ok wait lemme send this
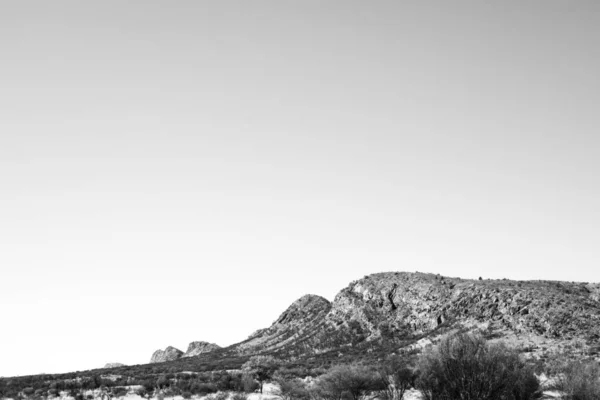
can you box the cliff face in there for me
[234,272,600,358]
[234,294,332,354]
[330,272,600,341]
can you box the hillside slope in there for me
[224,272,600,359]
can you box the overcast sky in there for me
[1,1,599,377]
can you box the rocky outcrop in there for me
[235,294,331,354]
[182,341,221,357]
[103,363,125,368]
[231,272,600,359]
[330,272,600,342]
[145,272,600,365]
[150,346,184,363]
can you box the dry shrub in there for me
[415,332,540,400]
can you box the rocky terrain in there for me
[2,271,599,393]
[223,272,600,360]
[150,342,221,363]
[182,342,221,358]
[150,346,184,363]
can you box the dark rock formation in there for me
[150,346,184,363]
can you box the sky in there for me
[0,1,599,377]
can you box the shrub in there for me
[241,375,259,393]
[182,392,192,399]
[272,374,310,400]
[553,360,600,400]
[377,355,416,400]
[206,391,228,400]
[415,332,539,400]
[111,387,128,397]
[313,364,385,400]
[231,393,248,400]
[191,382,218,395]
[242,355,281,394]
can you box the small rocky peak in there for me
[103,363,125,369]
[182,341,221,357]
[150,346,184,363]
[274,294,331,326]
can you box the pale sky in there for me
[1,1,599,377]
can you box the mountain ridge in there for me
[213,271,600,360]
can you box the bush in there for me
[111,387,128,397]
[415,332,540,400]
[553,360,600,400]
[206,392,228,400]
[377,355,416,400]
[231,393,248,400]
[272,374,310,400]
[242,355,281,394]
[191,382,218,395]
[313,364,385,400]
[182,392,192,399]
[241,375,259,393]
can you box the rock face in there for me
[103,363,125,368]
[231,272,600,359]
[183,341,221,357]
[150,346,184,363]
[235,294,331,354]
[151,341,220,363]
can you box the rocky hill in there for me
[2,271,599,387]
[151,341,221,363]
[182,341,221,358]
[224,272,600,360]
[150,346,184,363]
[234,294,332,355]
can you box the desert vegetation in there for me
[2,332,600,400]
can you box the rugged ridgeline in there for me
[219,272,600,360]
[150,342,221,363]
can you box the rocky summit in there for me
[150,346,184,363]
[151,341,221,363]
[182,341,221,358]
[227,272,600,360]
